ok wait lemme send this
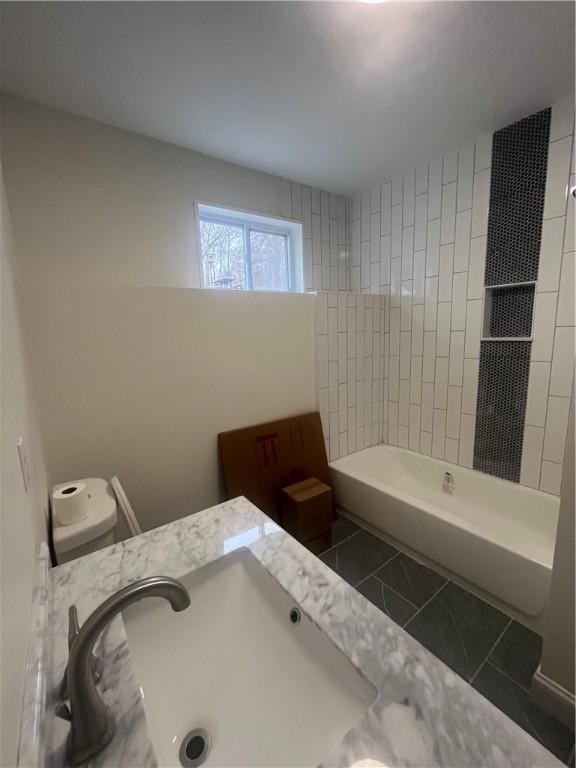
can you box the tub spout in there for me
[443,471,455,493]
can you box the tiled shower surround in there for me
[314,97,575,495]
[279,183,350,292]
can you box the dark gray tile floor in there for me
[331,514,360,545]
[320,527,397,587]
[407,581,509,682]
[375,551,447,607]
[356,576,417,626]
[319,514,575,764]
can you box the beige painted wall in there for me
[1,94,319,531]
[1,94,299,289]
[0,166,48,767]
[24,284,316,531]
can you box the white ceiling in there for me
[1,2,574,194]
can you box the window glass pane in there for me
[200,219,246,289]
[249,229,288,291]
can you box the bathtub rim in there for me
[329,444,559,571]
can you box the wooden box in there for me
[281,477,332,547]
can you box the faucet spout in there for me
[66,576,191,766]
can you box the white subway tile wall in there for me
[347,130,498,471]
[312,99,573,495]
[521,97,575,492]
[288,182,350,292]
[315,292,385,461]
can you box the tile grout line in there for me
[369,555,428,610]
[469,617,512,685]
[482,658,539,697]
[368,573,421,612]
[353,551,401,590]
[403,578,450,629]
[341,518,453,611]
[320,527,362,557]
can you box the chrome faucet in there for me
[59,605,102,700]
[61,576,191,766]
[443,471,455,494]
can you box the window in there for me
[198,203,302,292]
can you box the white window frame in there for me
[196,202,303,293]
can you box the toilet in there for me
[52,477,141,564]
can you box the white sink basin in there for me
[123,548,377,767]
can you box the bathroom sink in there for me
[123,547,376,767]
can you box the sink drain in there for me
[179,728,211,767]
[289,607,301,624]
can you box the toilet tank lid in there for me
[52,478,117,555]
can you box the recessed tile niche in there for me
[474,107,551,483]
[482,283,536,340]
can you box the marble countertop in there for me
[45,497,561,768]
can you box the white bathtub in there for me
[329,445,560,619]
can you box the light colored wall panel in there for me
[426,217,441,277]
[457,143,475,212]
[520,425,545,488]
[471,169,491,237]
[1,167,48,768]
[543,396,571,464]
[464,299,482,358]
[28,286,316,531]
[459,413,476,467]
[538,216,566,293]
[443,150,458,184]
[454,209,472,272]
[544,137,572,220]
[462,359,479,415]
[525,362,552,428]
[436,302,452,357]
[557,251,575,326]
[468,236,487,299]
[440,181,457,244]
[403,171,415,227]
[474,134,493,172]
[428,157,443,220]
[531,291,558,362]
[416,164,428,195]
[432,408,446,458]
[550,326,575,397]
[540,460,563,495]
[550,95,575,141]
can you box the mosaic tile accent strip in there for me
[489,284,535,338]
[485,109,551,286]
[474,341,531,482]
